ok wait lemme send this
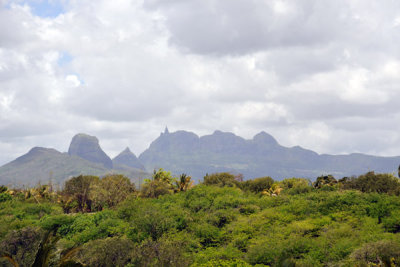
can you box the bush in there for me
[353,172,400,194]
[131,236,192,267]
[350,240,400,266]
[74,237,135,267]
[0,226,44,267]
[0,193,12,202]
[62,175,100,213]
[239,177,274,193]
[382,210,400,233]
[140,179,172,198]
[0,185,7,193]
[313,175,337,188]
[203,173,238,187]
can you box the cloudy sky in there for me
[0,0,400,165]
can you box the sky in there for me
[0,0,400,165]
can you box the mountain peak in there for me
[253,131,278,145]
[28,147,59,154]
[68,133,113,169]
[122,147,131,153]
[113,147,145,171]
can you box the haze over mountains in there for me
[0,134,147,187]
[1,129,400,187]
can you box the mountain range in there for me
[1,128,400,187]
[0,134,147,187]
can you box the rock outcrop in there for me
[68,133,113,169]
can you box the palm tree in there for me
[175,174,193,192]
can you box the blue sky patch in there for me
[26,0,66,18]
[58,51,73,66]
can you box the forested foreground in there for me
[2,171,400,266]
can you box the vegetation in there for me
[2,170,400,266]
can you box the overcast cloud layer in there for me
[0,0,400,165]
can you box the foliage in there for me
[239,176,274,193]
[90,174,135,209]
[203,172,238,187]
[279,177,312,195]
[0,185,7,193]
[0,192,12,203]
[342,171,400,194]
[313,175,337,188]
[140,168,175,198]
[350,240,400,266]
[62,174,136,212]
[62,175,100,213]
[3,171,400,266]
[73,237,135,267]
[0,226,44,267]
[175,173,194,192]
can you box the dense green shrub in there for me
[350,240,400,266]
[203,172,238,187]
[347,172,400,194]
[3,173,400,266]
[0,193,12,202]
[313,175,337,188]
[239,176,274,193]
[0,226,44,267]
[74,237,135,267]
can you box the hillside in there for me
[1,129,400,186]
[2,172,400,266]
[0,135,149,187]
[139,129,400,180]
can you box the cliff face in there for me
[68,133,113,169]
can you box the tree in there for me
[152,168,173,184]
[62,175,100,213]
[90,174,135,209]
[239,176,274,193]
[175,174,193,192]
[353,172,400,194]
[0,227,44,267]
[73,237,135,267]
[313,175,337,188]
[140,169,176,198]
[350,240,400,266]
[203,172,237,187]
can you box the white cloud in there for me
[65,74,80,87]
[0,0,400,166]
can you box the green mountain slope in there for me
[0,147,149,188]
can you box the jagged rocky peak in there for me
[68,133,113,169]
[160,126,170,136]
[113,147,145,171]
[253,131,279,146]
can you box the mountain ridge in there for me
[1,129,400,186]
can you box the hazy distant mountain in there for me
[0,147,109,187]
[0,135,148,187]
[68,133,113,169]
[139,129,400,180]
[113,147,145,171]
[1,129,400,186]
